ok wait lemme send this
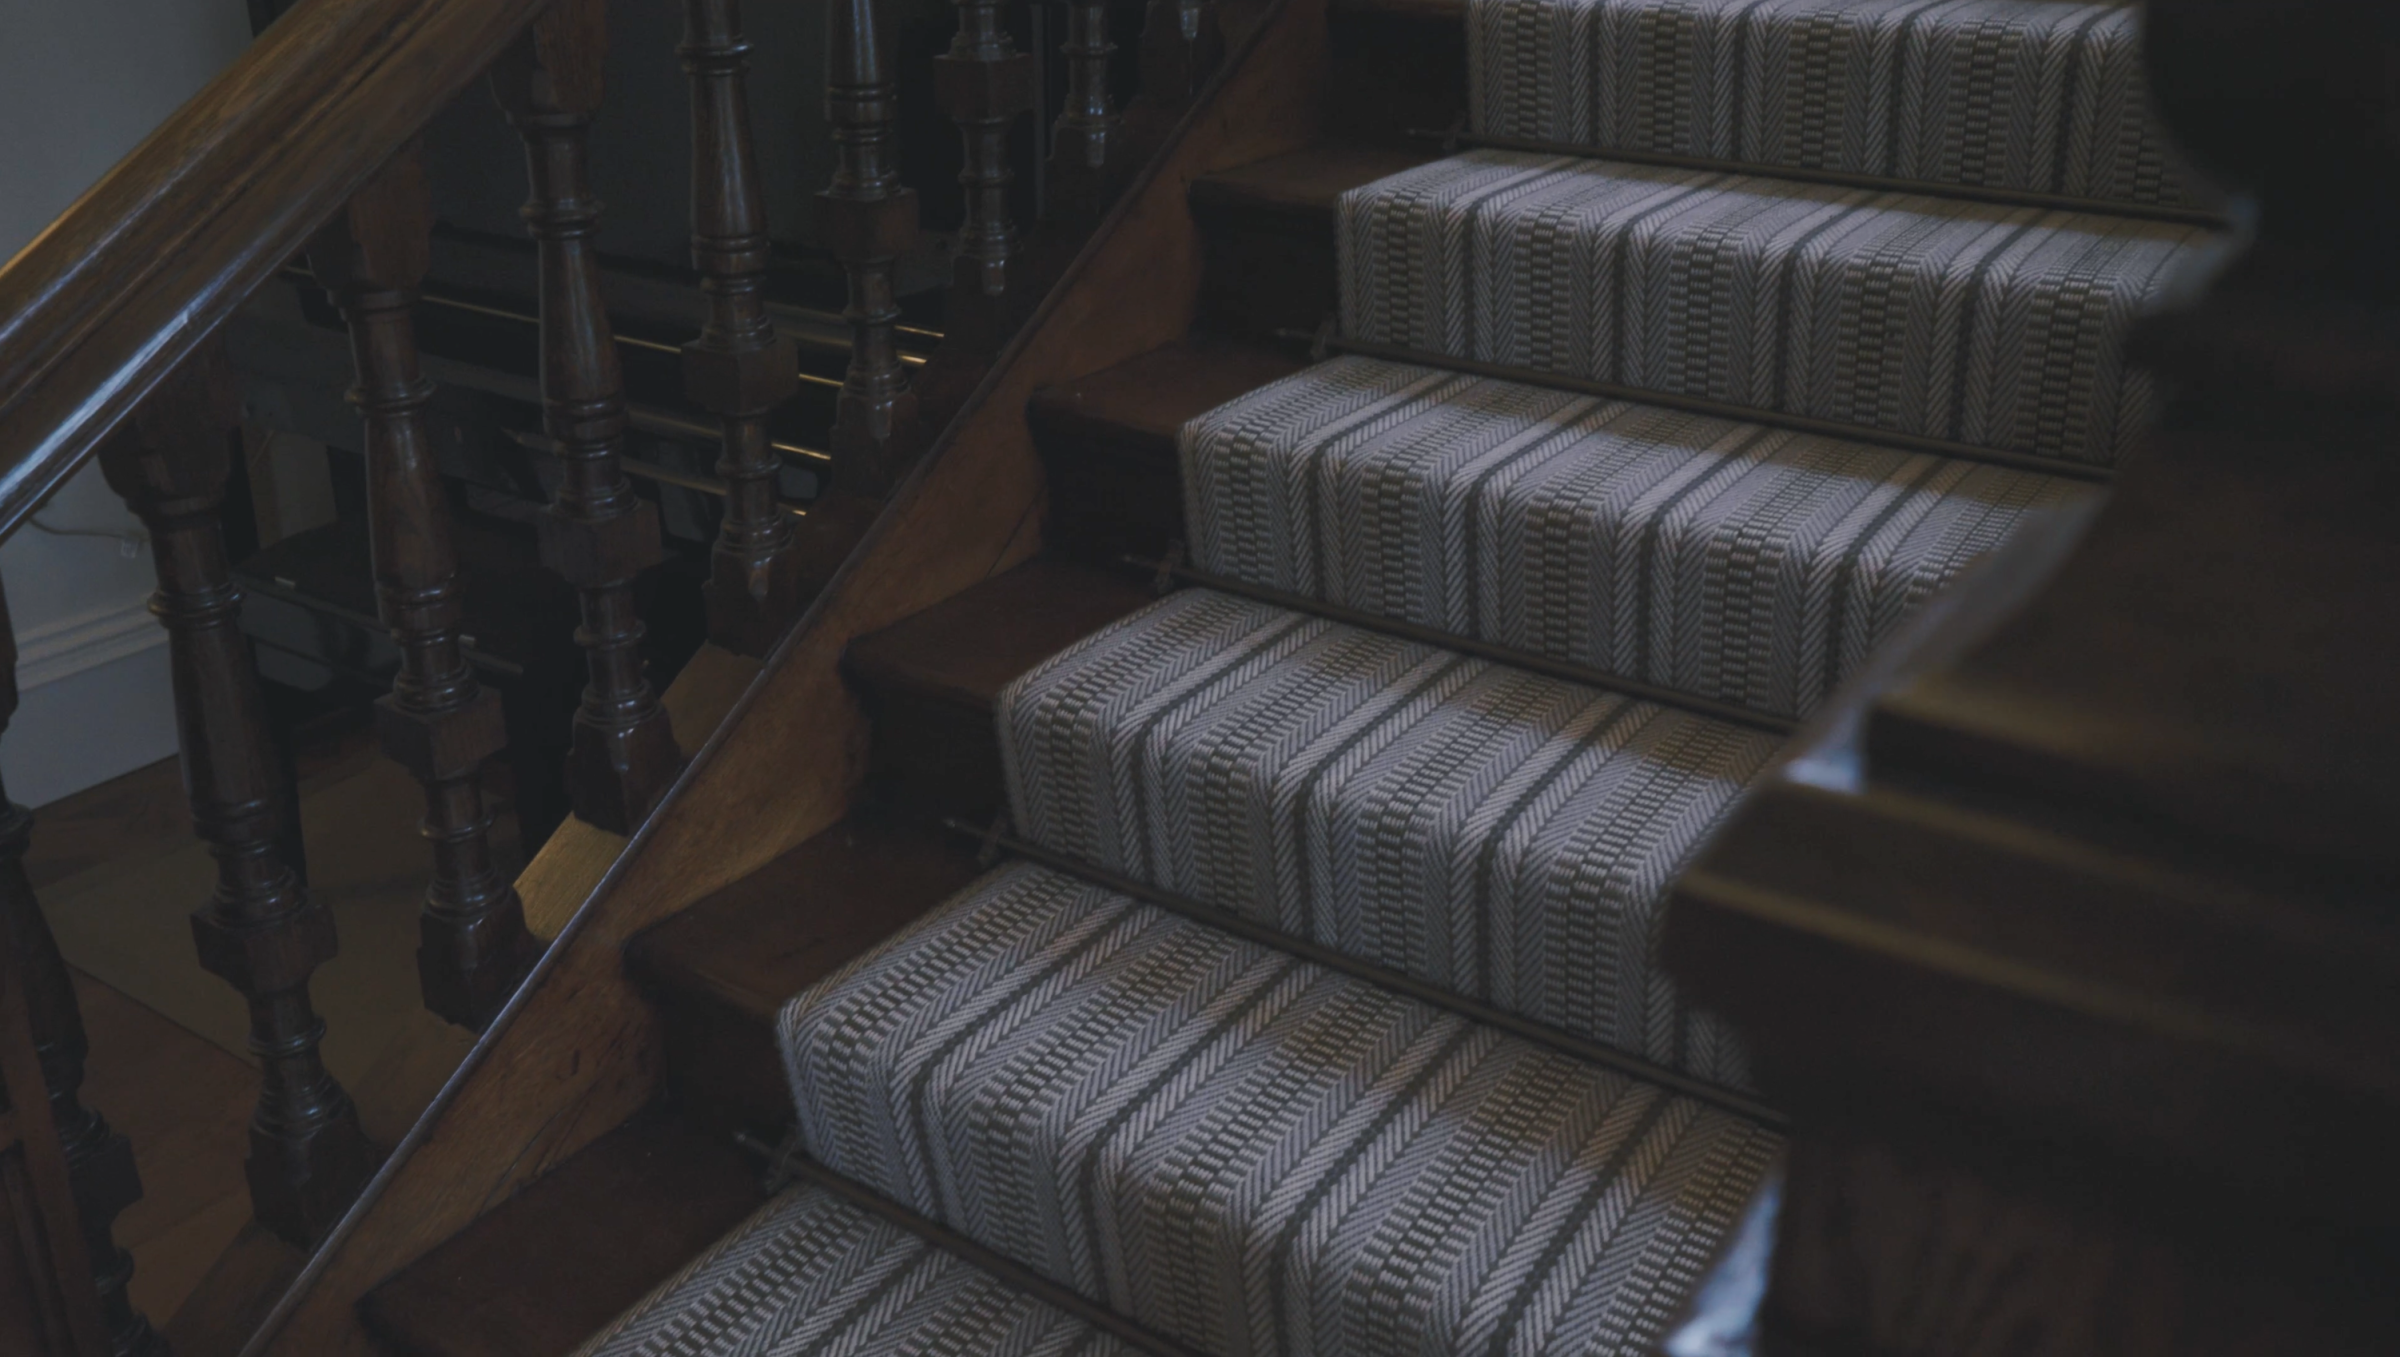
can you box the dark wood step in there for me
[358,1112,764,1357]
[624,815,987,1132]
[842,559,1158,823]
[1032,339,1309,562]
[1335,0,1463,18]
[1326,0,1469,145]
[625,563,1155,1133]
[1191,143,1442,339]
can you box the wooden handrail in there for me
[0,0,549,541]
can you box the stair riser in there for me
[1030,409,1188,566]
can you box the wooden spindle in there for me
[309,146,538,1032]
[1133,0,1222,125]
[935,0,1037,308]
[97,344,375,1248]
[0,580,165,1356]
[821,0,925,497]
[682,0,805,656]
[1048,0,1121,223]
[492,0,684,835]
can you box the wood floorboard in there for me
[70,968,257,1328]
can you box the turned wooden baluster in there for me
[1048,0,1121,223]
[935,0,1036,319]
[98,344,375,1248]
[1133,0,1222,124]
[492,0,683,834]
[682,0,804,656]
[0,580,165,1356]
[309,146,537,1031]
[821,0,924,497]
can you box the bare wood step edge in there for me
[358,1114,762,1357]
[627,565,1153,1131]
[1031,338,1308,561]
[847,559,1157,822]
[624,818,985,1134]
[1330,0,1462,19]
[247,0,1328,1344]
[1188,140,1438,225]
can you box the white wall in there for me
[0,0,256,807]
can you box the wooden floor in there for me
[72,967,258,1328]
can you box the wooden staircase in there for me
[232,0,2400,1348]
[4,0,2386,1349]
[269,5,1486,1347]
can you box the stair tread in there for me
[1190,142,1442,222]
[1001,586,1776,1078]
[576,1182,1135,1356]
[1031,338,1308,461]
[628,817,986,1025]
[844,558,1158,712]
[625,817,984,1131]
[784,861,1781,1357]
[1183,354,2088,717]
[1463,0,2194,210]
[359,1113,763,1357]
[1334,0,1464,19]
[1342,150,2213,465]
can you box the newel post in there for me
[1663,2,2400,1353]
[493,0,684,834]
[681,0,805,656]
[821,0,925,497]
[309,144,538,1031]
[99,344,376,1248]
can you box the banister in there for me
[0,0,551,541]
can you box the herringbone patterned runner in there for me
[1339,152,2207,466]
[1469,0,2193,208]
[1000,589,1774,1079]
[575,1186,1131,1356]
[574,1,2218,1353]
[781,865,1782,1357]
[1182,356,2086,717]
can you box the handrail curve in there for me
[0,0,550,537]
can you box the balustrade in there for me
[0,0,1204,1301]
[682,0,806,657]
[98,344,376,1248]
[821,0,926,496]
[936,0,1037,330]
[493,0,685,834]
[310,145,538,1032]
[1049,0,1121,223]
[1131,0,1223,136]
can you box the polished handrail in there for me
[0,0,551,538]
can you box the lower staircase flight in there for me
[558,0,2221,1352]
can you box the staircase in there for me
[286,1,2257,1354]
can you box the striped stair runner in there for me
[576,1185,1134,1356]
[578,1,2219,1353]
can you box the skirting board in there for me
[5,600,178,809]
